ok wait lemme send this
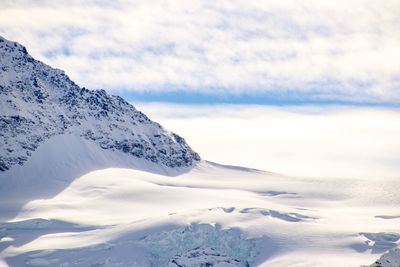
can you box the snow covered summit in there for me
[0,36,200,172]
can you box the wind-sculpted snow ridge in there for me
[360,232,400,254]
[0,36,200,172]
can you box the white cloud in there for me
[137,103,400,178]
[0,0,399,102]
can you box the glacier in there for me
[0,35,399,267]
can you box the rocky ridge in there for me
[0,36,200,172]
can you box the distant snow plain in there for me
[1,104,399,267]
[137,103,400,179]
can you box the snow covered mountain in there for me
[1,36,399,267]
[0,36,199,172]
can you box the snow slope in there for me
[0,133,400,266]
[1,36,399,266]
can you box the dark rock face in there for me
[0,36,200,171]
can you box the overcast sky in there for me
[1,0,399,104]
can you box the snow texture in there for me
[142,224,259,267]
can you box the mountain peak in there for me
[0,36,200,172]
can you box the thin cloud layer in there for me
[1,0,399,103]
[137,103,400,178]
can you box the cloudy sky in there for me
[1,0,399,177]
[1,0,400,104]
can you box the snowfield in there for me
[1,35,399,267]
[0,134,399,266]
